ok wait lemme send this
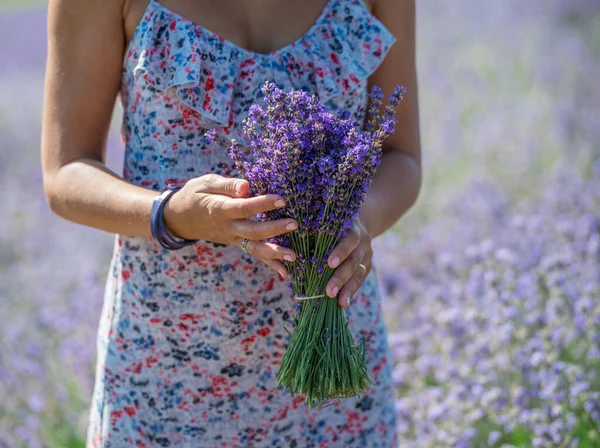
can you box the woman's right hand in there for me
[163,174,297,277]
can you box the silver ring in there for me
[241,238,250,253]
[358,263,367,273]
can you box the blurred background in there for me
[1,1,599,447]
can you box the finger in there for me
[236,238,296,262]
[195,173,249,198]
[338,260,371,308]
[221,195,288,219]
[327,228,361,269]
[232,218,298,241]
[325,247,365,300]
[256,256,289,278]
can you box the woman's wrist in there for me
[162,188,188,240]
[151,186,198,250]
[358,207,377,239]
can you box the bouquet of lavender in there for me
[229,81,405,408]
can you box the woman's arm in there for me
[325,0,421,307]
[360,0,422,238]
[41,0,298,276]
[42,0,157,237]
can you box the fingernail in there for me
[344,296,350,307]
[330,257,340,268]
[332,285,339,297]
[284,254,294,261]
[235,182,244,194]
[286,222,297,231]
[275,199,286,208]
[279,270,286,278]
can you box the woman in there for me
[41,0,421,446]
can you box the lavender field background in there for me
[1,1,599,447]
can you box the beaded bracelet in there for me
[150,184,199,250]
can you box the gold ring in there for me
[359,263,367,273]
[241,238,250,253]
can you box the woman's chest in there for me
[120,0,393,148]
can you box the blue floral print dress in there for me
[87,0,398,446]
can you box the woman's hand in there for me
[163,174,297,277]
[325,216,373,309]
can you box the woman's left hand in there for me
[325,216,373,308]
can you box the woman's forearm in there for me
[359,150,422,238]
[44,158,157,237]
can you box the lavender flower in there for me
[229,81,405,407]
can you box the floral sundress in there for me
[87,0,398,446]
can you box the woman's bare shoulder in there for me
[48,0,125,22]
[43,0,128,175]
[47,0,125,47]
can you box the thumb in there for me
[201,174,249,197]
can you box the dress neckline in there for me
[149,0,335,59]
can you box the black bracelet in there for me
[150,184,199,250]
